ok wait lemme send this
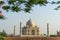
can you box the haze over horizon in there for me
[0,0,60,35]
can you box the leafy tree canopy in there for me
[0,0,60,12]
[0,0,48,12]
[0,0,49,19]
[0,0,60,19]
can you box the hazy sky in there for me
[0,0,60,35]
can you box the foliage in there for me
[0,0,49,19]
[1,30,7,37]
[51,1,60,10]
[50,35,56,37]
[0,1,4,5]
[0,36,4,40]
[0,30,7,40]
[0,30,7,37]
[0,0,60,19]
[1,0,48,12]
[0,0,60,12]
[2,6,10,10]
[0,15,5,19]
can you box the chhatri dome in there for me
[26,19,35,27]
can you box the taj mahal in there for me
[4,19,51,40]
[20,19,40,37]
[9,18,50,37]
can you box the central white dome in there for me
[26,19,35,27]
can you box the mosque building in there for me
[11,19,50,37]
[20,19,40,37]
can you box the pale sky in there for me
[0,0,60,35]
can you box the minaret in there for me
[47,23,49,37]
[14,25,15,36]
[20,22,22,37]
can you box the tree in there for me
[0,0,48,12]
[1,30,7,37]
[0,0,60,13]
[51,1,60,10]
[0,0,60,19]
[0,30,7,37]
[0,0,49,19]
[0,30,7,40]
